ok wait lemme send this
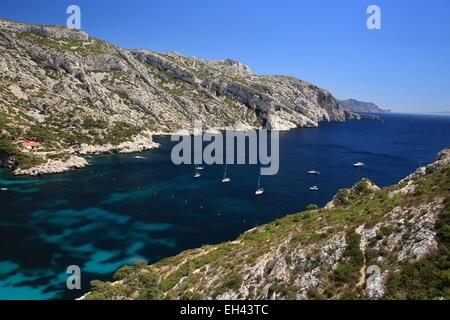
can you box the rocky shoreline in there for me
[13,155,90,176]
[12,132,160,176]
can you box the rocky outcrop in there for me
[326,178,381,209]
[83,148,450,301]
[13,155,89,176]
[339,99,390,113]
[0,19,89,41]
[10,133,159,176]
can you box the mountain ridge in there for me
[0,18,374,175]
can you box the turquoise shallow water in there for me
[0,113,449,300]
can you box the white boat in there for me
[194,168,201,178]
[222,165,231,183]
[197,166,205,170]
[307,170,320,175]
[353,162,365,168]
[134,156,147,160]
[255,188,264,195]
[255,176,264,195]
[310,186,319,191]
[0,187,8,191]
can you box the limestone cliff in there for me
[0,18,362,174]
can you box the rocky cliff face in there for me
[0,19,351,134]
[0,18,361,174]
[84,149,450,300]
[339,99,390,113]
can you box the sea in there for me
[0,113,449,299]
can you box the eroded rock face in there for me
[76,132,160,155]
[131,49,351,130]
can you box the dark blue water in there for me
[0,113,449,299]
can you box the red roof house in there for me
[21,141,42,149]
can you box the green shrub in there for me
[335,189,350,205]
[223,272,243,290]
[15,153,45,169]
[106,121,141,145]
[25,125,56,143]
[333,232,364,286]
[354,180,372,195]
[340,290,362,300]
[113,265,135,281]
[306,204,319,210]
[0,136,17,155]
[82,116,108,129]
[376,226,394,240]
[365,248,378,265]
[136,270,162,300]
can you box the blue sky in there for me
[1,0,449,113]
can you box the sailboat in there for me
[255,176,264,195]
[193,168,201,178]
[222,164,231,183]
[353,162,365,168]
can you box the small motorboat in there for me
[0,187,8,191]
[307,170,320,175]
[134,156,147,160]
[194,168,201,178]
[353,162,365,168]
[222,165,231,183]
[196,166,205,170]
[255,176,264,196]
[310,186,319,191]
